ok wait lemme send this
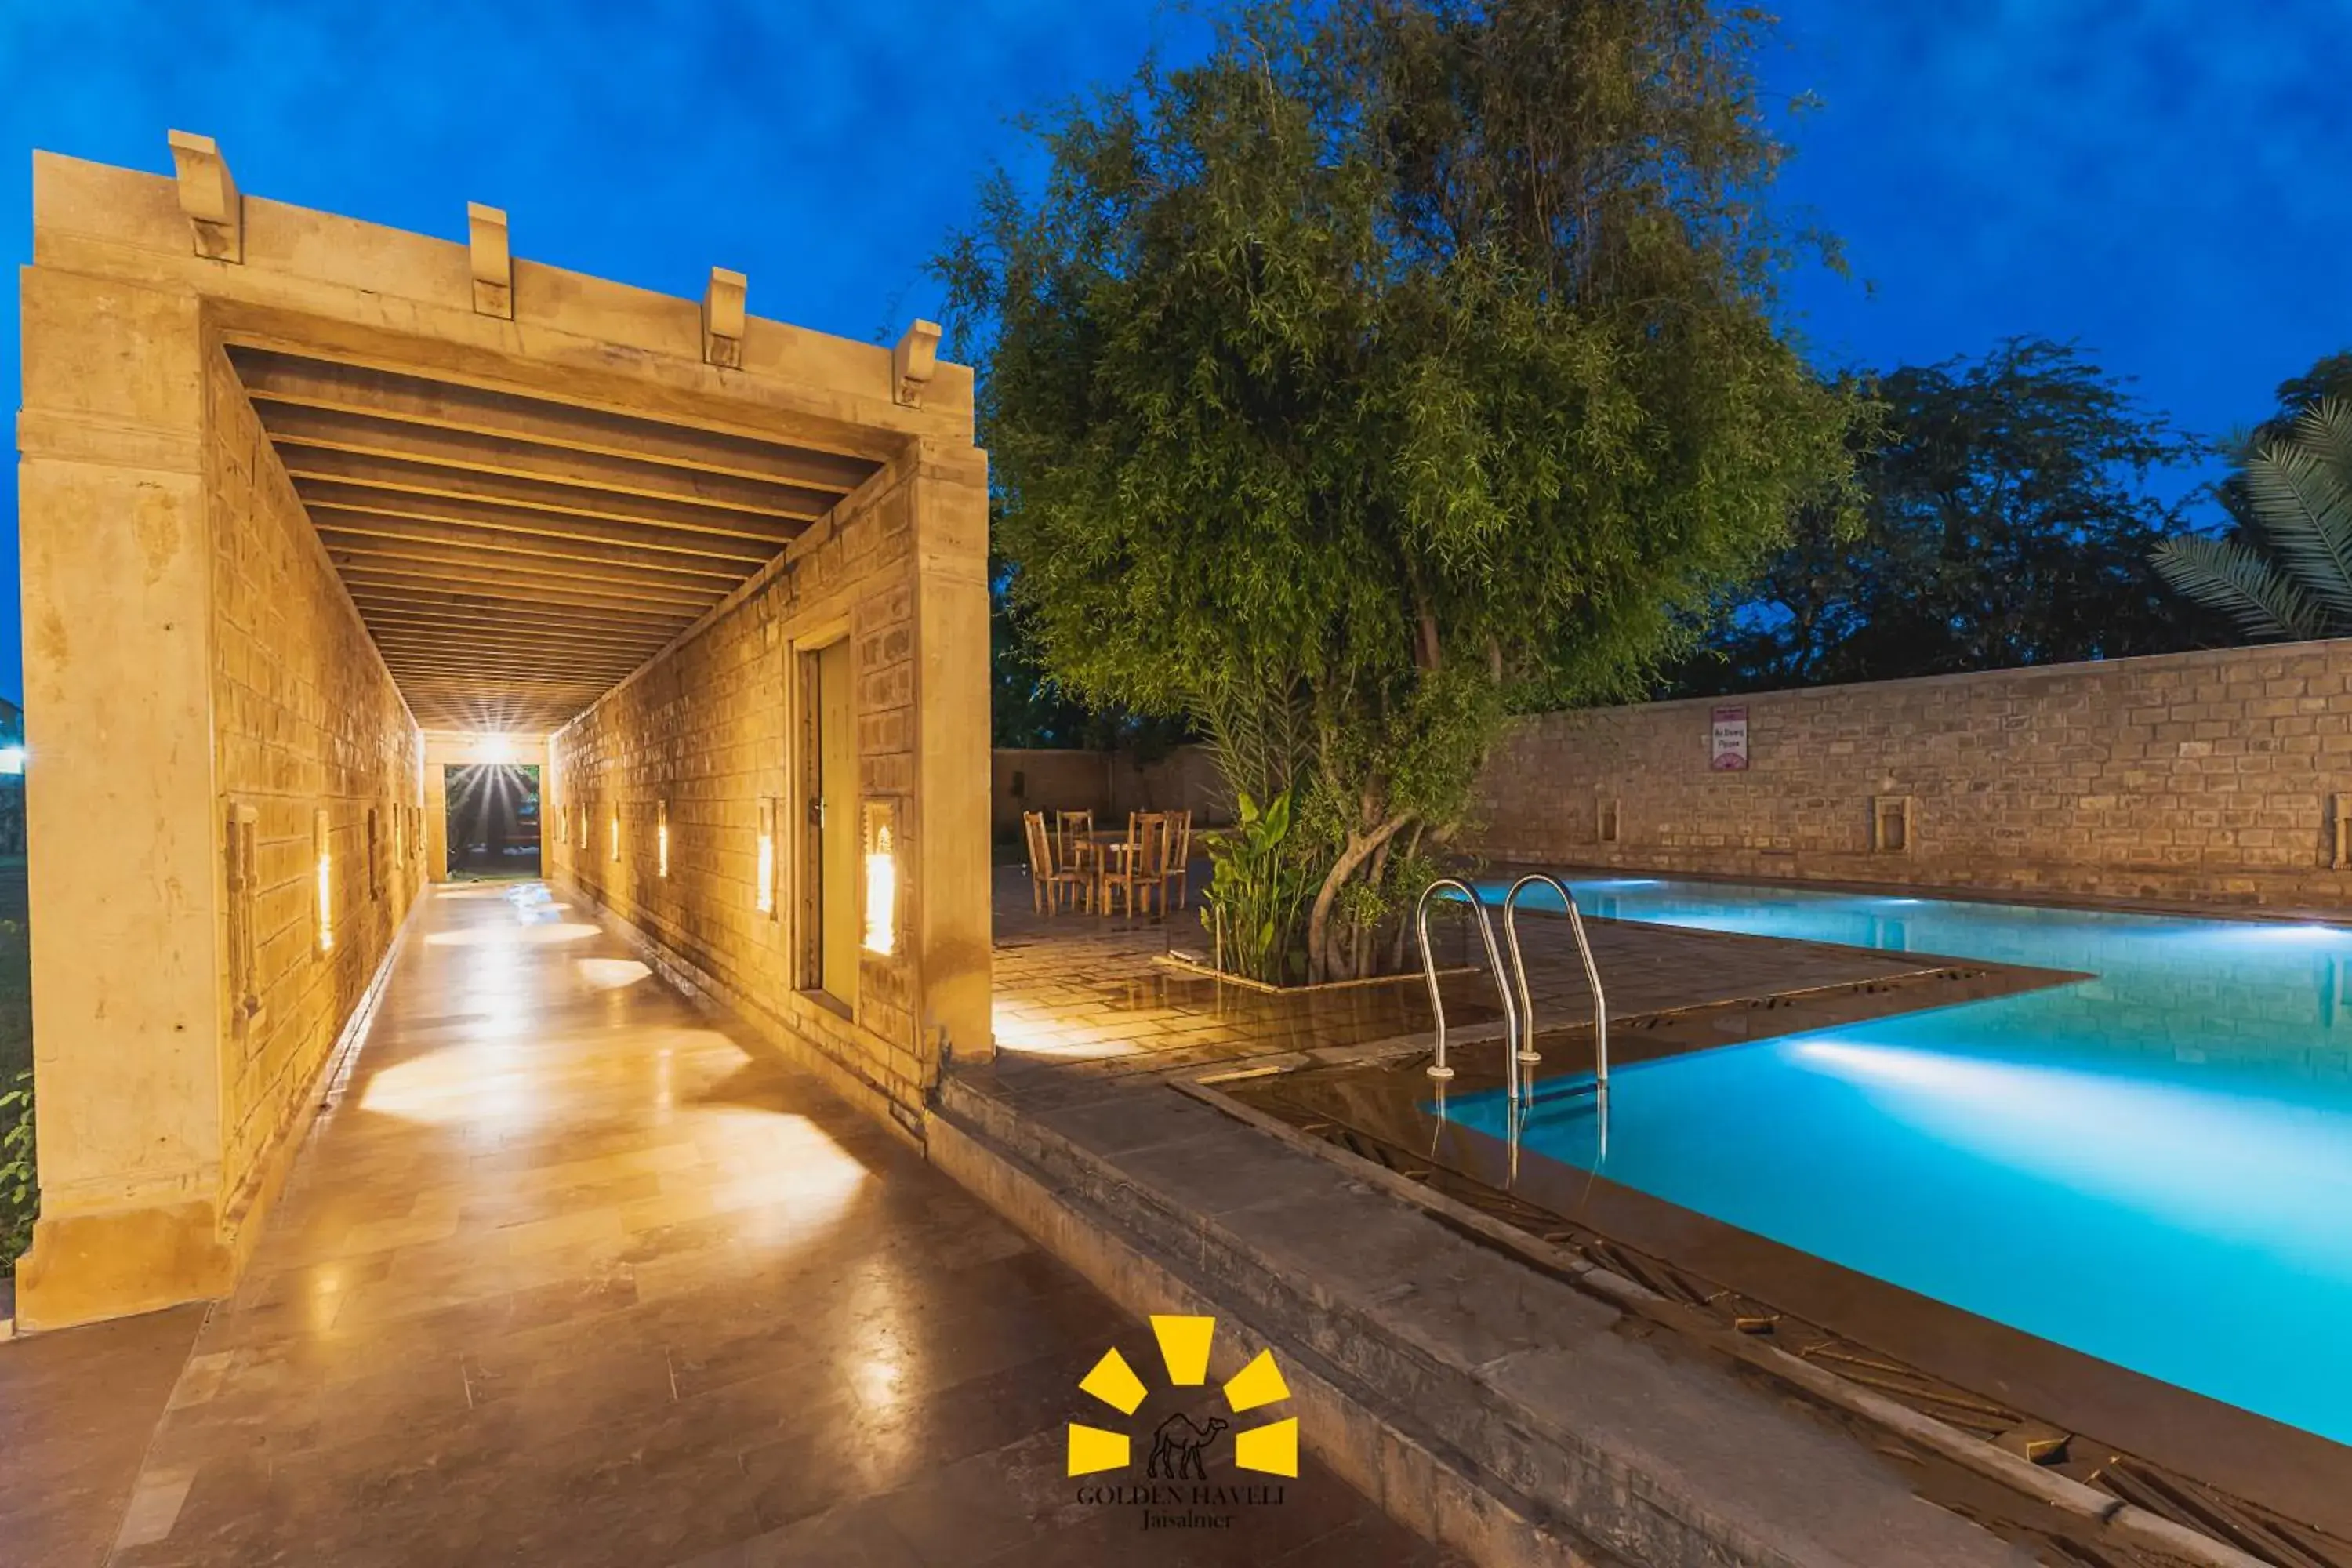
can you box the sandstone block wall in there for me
[552,443,990,1136]
[1466,641,2352,909]
[205,347,423,1203]
[991,745,1235,838]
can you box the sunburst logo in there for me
[1066,1314,1298,1479]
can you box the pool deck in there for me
[989,863,1955,1088]
[965,862,2352,1567]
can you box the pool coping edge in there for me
[1169,1072,2272,1568]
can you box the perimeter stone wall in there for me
[1466,641,2352,910]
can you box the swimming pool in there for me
[1446,877,2352,1447]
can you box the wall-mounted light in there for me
[314,806,334,953]
[609,802,620,862]
[477,732,517,765]
[756,797,777,916]
[862,800,898,956]
[0,747,24,775]
[657,801,670,879]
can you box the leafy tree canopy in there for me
[2147,346,2352,644]
[1671,338,2211,695]
[991,544,1192,752]
[942,0,1858,979]
[2154,396,2352,642]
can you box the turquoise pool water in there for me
[1448,877,2352,1446]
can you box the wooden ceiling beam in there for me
[297,485,797,553]
[260,402,842,517]
[345,595,692,641]
[390,677,615,699]
[315,517,753,585]
[343,587,696,630]
[373,634,644,667]
[228,346,880,493]
[372,641,646,676]
[324,539,734,604]
[361,610,663,656]
[412,711,580,732]
[390,680,619,700]
[333,561,720,617]
[279,449,827,532]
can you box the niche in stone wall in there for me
[1596,797,1621,844]
[1871,794,1915,855]
[2333,793,2352,870]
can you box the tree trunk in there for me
[1306,811,1412,983]
[1385,821,1428,975]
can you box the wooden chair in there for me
[1022,811,1090,914]
[1052,809,1096,887]
[1159,808,1194,910]
[1100,811,1170,920]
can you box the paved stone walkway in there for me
[7,883,1441,1568]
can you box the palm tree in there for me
[2153,398,2352,640]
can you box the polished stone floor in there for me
[0,1301,204,1568]
[16,883,1443,1568]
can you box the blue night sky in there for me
[2,0,2347,706]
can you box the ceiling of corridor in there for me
[227,347,884,732]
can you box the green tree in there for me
[1671,339,2208,694]
[991,540,1194,753]
[941,0,1857,979]
[2153,398,2352,641]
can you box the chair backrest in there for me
[1054,809,1094,867]
[1022,811,1054,877]
[1162,808,1193,873]
[1127,811,1171,878]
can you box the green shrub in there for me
[1200,789,1312,985]
[0,1067,31,1274]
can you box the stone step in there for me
[930,1072,2040,1568]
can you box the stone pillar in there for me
[14,263,233,1329]
[424,756,449,881]
[910,439,994,1069]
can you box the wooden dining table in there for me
[1064,828,1152,914]
[1065,829,1138,873]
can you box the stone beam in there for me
[892,320,942,408]
[702,267,747,369]
[467,202,512,319]
[165,129,241,263]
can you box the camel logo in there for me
[1066,1314,1298,1479]
[1148,1414,1225,1479]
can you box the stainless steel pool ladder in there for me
[1501,873,1610,1105]
[1414,875,1610,1105]
[1414,878,1520,1102]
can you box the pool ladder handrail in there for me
[1501,873,1610,1105]
[1414,878,1520,1102]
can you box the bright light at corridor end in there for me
[475,732,518,764]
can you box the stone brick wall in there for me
[992,750,1109,836]
[1465,641,2352,909]
[992,745,1235,838]
[205,348,424,1202]
[552,446,987,1137]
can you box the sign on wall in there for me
[1710,706,1749,771]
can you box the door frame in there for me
[790,622,854,1009]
